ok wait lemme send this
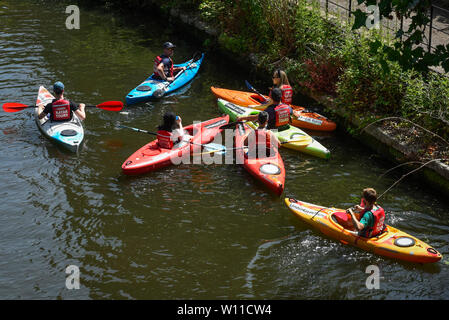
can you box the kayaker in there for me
[243,111,280,158]
[153,42,187,82]
[157,111,186,148]
[269,69,293,104]
[237,88,292,130]
[37,81,86,122]
[347,188,386,238]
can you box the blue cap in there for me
[53,81,64,93]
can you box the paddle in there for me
[2,101,124,113]
[193,134,312,157]
[153,52,203,98]
[245,80,270,104]
[117,124,225,150]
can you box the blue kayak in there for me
[126,53,205,105]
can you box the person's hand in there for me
[167,77,175,82]
[176,116,182,124]
[354,205,363,212]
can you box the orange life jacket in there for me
[274,104,291,127]
[280,84,293,104]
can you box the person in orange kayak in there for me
[157,111,186,149]
[347,188,386,238]
[269,69,293,104]
[153,42,186,82]
[37,81,86,122]
[237,88,292,130]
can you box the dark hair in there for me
[158,111,176,131]
[271,88,282,103]
[363,188,377,205]
[258,111,268,124]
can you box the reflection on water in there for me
[0,0,448,299]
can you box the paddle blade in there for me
[245,80,255,91]
[2,103,33,113]
[192,51,203,62]
[96,101,124,111]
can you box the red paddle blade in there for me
[96,101,123,111]
[2,103,32,113]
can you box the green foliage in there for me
[352,0,449,73]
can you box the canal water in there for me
[0,0,448,299]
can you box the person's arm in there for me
[74,103,86,121]
[237,114,258,122]
[348,208,365,231]
[156,63,168,81]
[38,103,50,119]
[269,130,281,147]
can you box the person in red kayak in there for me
[153,42,186,82]
[37,81,86,122]
[347,188,386,238]
[237,88,293,130]
[157,111,186,149]
[269,69,293,104]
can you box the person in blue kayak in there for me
[347,188,386,238]
[157,111,186,149]
[153,42,186,82]
[37,81,86,122]
[237,88,293,130]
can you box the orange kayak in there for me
[285,198,443,264]
[211,87,336,132]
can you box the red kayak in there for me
[122,115,229,175]
[235,122,285,196]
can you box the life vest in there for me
[157,130,174,149]
[51,99,71,122]
[153,55,174,78]
[360,204,386,237]
[274,103,291,127]
[280,85,293,104]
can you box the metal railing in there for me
[316,0,449,54]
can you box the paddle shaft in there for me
[118,124,215,149]
[245,80,270,103]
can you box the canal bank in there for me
[85,0,449,198]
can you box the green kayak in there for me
[217,98,330,159]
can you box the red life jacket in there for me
[51,99,71,122]
[360,204,386,237]
[280,85,293,104]
[157,130,174,149]
[274,103,291,127]
[153,55,174,78]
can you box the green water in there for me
[0,0,448,299]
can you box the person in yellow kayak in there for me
[157,111,186,149]
[237,88,292,130]
[269,69,293,104]
[37,81,86,122]
[347,188,386,238]
[153,42,186,82]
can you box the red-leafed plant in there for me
[300,57,343,96]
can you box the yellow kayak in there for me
[285,198,442,264]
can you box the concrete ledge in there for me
[307,89,449,197]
